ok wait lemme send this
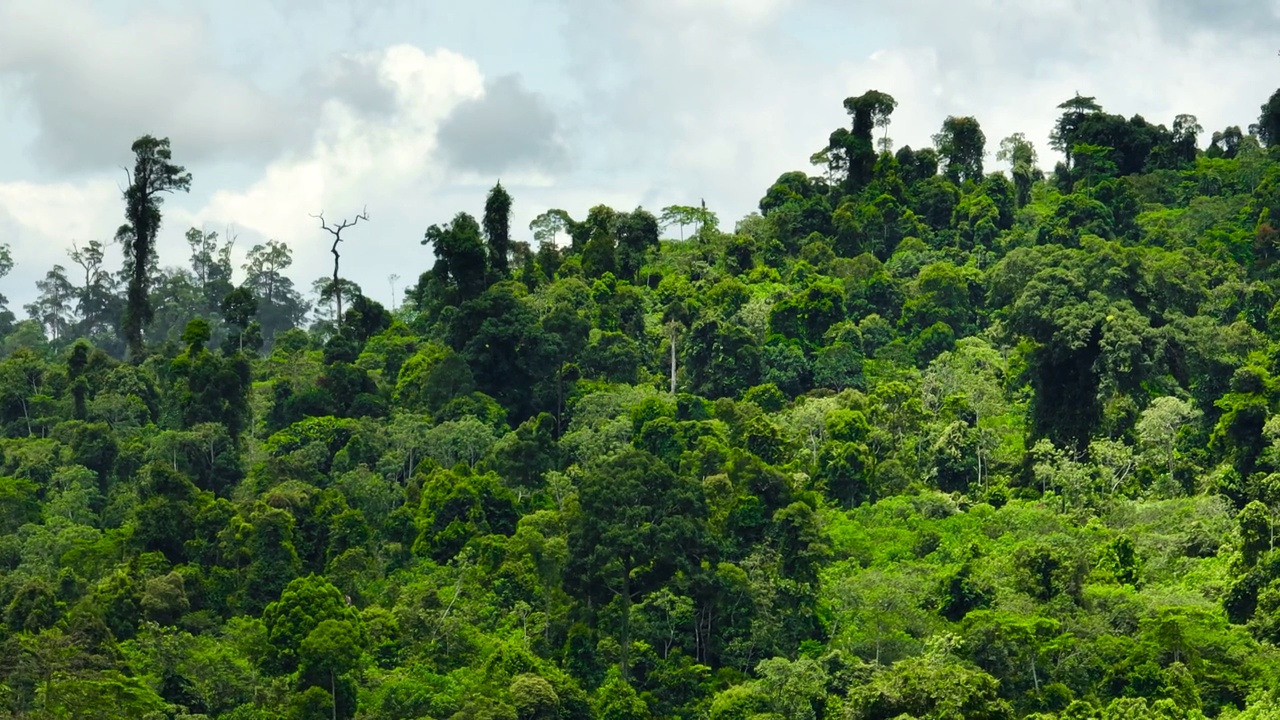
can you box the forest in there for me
[3,86,1280,719]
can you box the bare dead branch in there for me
[310,206,370,330]
[311,205,370,240]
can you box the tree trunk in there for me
[620,560,632,681]
[332,249,343,329]
[976,433,983,492]
[669,325,677,394]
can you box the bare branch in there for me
[311,205,370,239]
[310,205,370,331]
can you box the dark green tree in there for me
[484,181,514,280]
[118,135,192,359]
[425,212,488,304]
[834,90,897,190]
[934,116,987,184]
[1255,88,1280,148]
[221,286,263,354]
[616,208,661,281]
[242,240,308,344]
[570,449,706,680]
[996,133,1039,208]
[1049,94,1103,168]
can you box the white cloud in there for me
[0,180,119,241]
[194,45,489,287]
[553,0,1279,227]
[3,0,1279,313]
[0,180,121,291]
[0,0,294,171]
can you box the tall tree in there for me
[117,135,192,359]
[221,286,262,354]
[68,240,118,340]
[483,182,513,280]
[933,116,987,184]
[836,90,897,190]
[312,207,369,330]
[426,212,488,304]
[660,205,701,241]
[186,227,235,319]
[570,449,705,680]
[0,242,14,334]
[996,133,1039,208]
[387,273,401,311]
[25,266,75,343]
[616,208,661,280]
[1209,125,1245,159]
[529,209,572,246]
[1049,94,1103,168]
[1254,88,1280,148]
[1170,114,1203,166]
[243,240,307,342]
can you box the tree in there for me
[933,116,986,184]
[118,135,192,359]
[25,265,75,343]
[68,239,119,340]
[387,273,401,311]
[312,207,369,329]
[836,90,897,190]
[529,209,573,246]
[243,240,307,342]
[1050,94,1103,167]
[659,205,715,241]
[996,133,1038,207]
[847,635,1012,719]
[1170,113,1203,166]
[615,208,660,281]
[187,227,235,319]
[755,656,827,720]
[1209,125,1245,158]
[581,228,617,278]
[594,669,650,720]
[221,287,262,354]
[0,242,14,333]
[262,575,360,675]
[484,182,513,279]
[570,448,705,680]
[310,277,363,332]
[167,318,252,446]
[1136,396,1201,484]
[1255,88,1280,148]
[298,618,363,720]
[425,212,488,303]
[923,338,1012,491]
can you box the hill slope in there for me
[3,90,1280,718]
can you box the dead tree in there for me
[311,206,369,329]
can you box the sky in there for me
[1,0,1278,312]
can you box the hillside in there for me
[3,89,1280,719]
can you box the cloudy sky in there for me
[1,0,1277,311]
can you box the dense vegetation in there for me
[4,88,1280,719]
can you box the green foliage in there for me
[8,88,1280,720]
[262,574,361,675]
